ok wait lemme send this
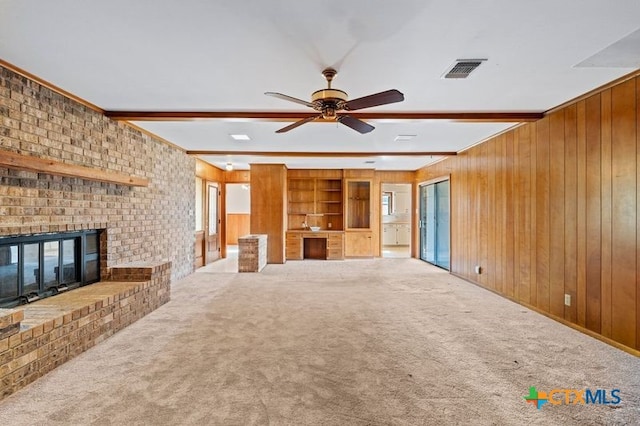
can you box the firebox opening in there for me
[0,229,102,308]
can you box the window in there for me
[0,230,101,308]
[382,191,393,216]
[208,184,218,236]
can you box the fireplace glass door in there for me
[0,230,100,308]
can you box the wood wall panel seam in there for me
[609,80,637,347]
[576,100,588,327]
[600,89,613,339]
[563,104,578,323]
[585,94,602,333]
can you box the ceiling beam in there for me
[105,110,543,122]
[186,151,457,157]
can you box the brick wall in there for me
[0,65,195,281]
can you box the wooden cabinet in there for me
[345,180,371,229]
[344,179,373,257]
[285,232,303,260]
[288,177,343,231]
[345,231,373,257]
[326,233,344,260]
[285,231,344,260]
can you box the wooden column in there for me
[250,164,287,264]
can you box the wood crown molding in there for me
[0,149,149,187]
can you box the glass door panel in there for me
[0,245,18,300]
[435,180,450,269]
[347,181,371,229]
[419,180,450,270]
[23,243,40,294]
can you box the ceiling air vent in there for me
[443,59,487,79]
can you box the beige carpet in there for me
[0,258,638,425]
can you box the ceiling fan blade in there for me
[338,115,375,134]
[275,114,321,133]
[265,92,315,108]
[343,89,404,111]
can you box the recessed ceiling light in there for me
[364,160,376,164]
[230,134,250,141]
[394,134,416,142]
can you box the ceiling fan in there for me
[265,68,404,134]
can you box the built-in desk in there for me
[285,231,344,260]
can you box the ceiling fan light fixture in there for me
[322,105,338,120]
[311,89,348,104]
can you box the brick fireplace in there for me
[1,64,196,283]
[0,63,199,398]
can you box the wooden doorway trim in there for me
[205,182,221,264]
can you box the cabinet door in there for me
[345,180,372,230]
[345,232,373,257]
[382,224,396,246]
[285,233,303,260]
[397,224,411,245]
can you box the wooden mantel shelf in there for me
[0,150,149,187]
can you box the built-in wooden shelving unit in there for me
[287,176,343,231]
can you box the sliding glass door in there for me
[419,180,450,270]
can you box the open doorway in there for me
[225,183,251,259]
[381,183,411,258]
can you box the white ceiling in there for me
[1,0,639,170]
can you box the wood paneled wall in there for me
[226,214,250,244]
[250,164,287,264]
[225,170,250,183]
[415,76,640,352]
[195,158,225,182]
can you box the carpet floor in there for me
[0,258,638,425]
